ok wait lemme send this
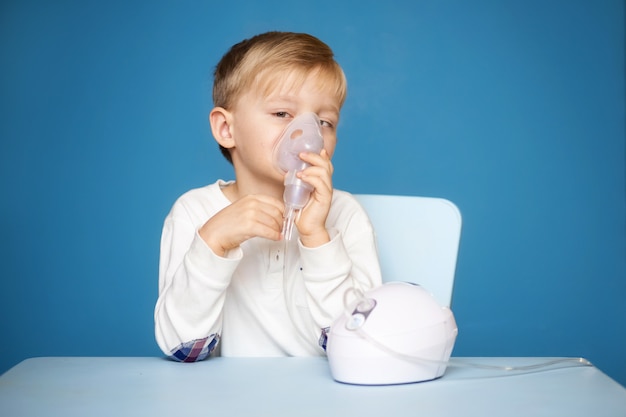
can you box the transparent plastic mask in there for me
[273,112,324,239]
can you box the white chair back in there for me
[354,194,462,307]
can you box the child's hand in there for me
[199,195,284,257]
[294,149,334,247]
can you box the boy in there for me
[155,31,382,361]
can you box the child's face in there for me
[228,70,341,187]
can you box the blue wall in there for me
[1,1,624,385]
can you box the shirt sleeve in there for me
[288,193,383,348]
[154,201,242,361]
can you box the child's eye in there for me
[274,111,291,118]
[320,119,334,128]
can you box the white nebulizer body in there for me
[326,282,458,385]
[273,112,324,239]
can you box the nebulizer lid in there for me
[272,112,324,239]
[326,282,458,385]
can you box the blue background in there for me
[1,0,624,385]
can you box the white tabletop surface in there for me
[1,356,625,417]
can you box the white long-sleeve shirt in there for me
[154,180,382,360]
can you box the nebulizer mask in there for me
[273,112,324,240]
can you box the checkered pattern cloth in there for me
[319,327,330,351]
[169,334,220,362]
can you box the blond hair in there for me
[212,32,347,163]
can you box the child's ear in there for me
[209,107,235,149]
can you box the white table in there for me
[1,357,625,416]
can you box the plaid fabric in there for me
[318,327,330,351]
[169,334,220,362]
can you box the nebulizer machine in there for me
[326,282,458,385]
[273,114,590,385]
[273,112,324,240]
